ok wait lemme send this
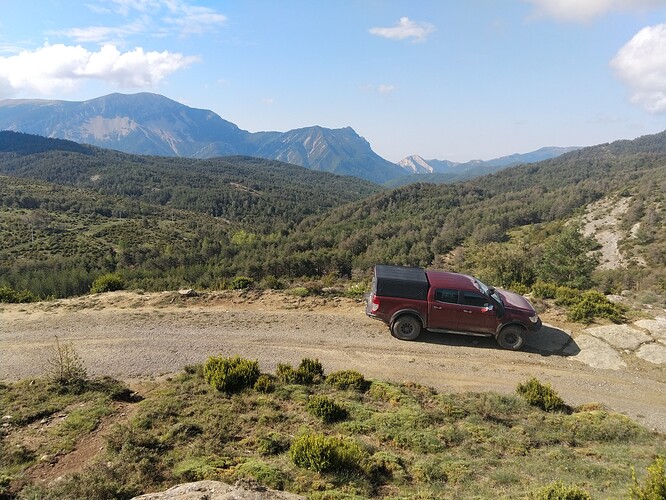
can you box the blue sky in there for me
[1,0,666,162]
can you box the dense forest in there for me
[0,132,380,233]
[0,130,664,298]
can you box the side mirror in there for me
[487,287,496,295]
[483,304,494,313]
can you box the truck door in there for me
[457,291,497,334]
[430,288,464,330]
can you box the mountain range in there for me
[0,92,575,184]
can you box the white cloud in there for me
[525,0,666,22]
[612,23,666,112]
[53,21,147,43]
[262,98,275,105]
[369,17,435,42]
[95,0,226,37]
[0,43,197,95]
[164,5,227,36]
[105,0,163,16]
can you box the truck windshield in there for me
[475,278,503,306]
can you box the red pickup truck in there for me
[366,265,542,350]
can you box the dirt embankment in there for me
[2,290,666,433]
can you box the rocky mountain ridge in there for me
[0,92,577,184]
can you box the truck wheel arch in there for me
[390,312,424,341]
[496,324,526,350]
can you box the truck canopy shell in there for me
[374,265,429,300]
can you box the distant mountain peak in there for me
[398,155,434,174]
[0,92,405,183]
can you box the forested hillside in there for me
[0,131,381,232]
[1,130,665,298]
[240,132,666,292]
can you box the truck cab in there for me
[366,265,542,350]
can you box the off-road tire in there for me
[391,315,422,341]
[496,325,526,350]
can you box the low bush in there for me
[630,455,666,500]
[229,276,254,290]
[326,370,369,392]
[306,395,347,423]
[256,432,289,456]
[203,355,260,394]
[289,433,366,473]
[0,286,38,303]
[287,286,309,297]
[275,363,297,383]
[47,336,88,391]
[516,377,569,413]
[531,281,558,299]
[554,286,581,306]
[276,358,324,385]
[344,281,369,299]
[297,358,324,383]
[233,459,286,490]
[253,374,275,393]
[508,282,531,295]
[532,481,591,499]
[259,275,285,290]
[567,290,625,324]
[90,273,124,294]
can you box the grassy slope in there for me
[1,363,664,499]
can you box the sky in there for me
[2,0,666,163]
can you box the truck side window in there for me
[435,289,458,304]
[462,292,488,308]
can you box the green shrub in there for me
[229,276,254,290]
[307,395,347,423]
[516,378,569,413]
[297,358,324,384]
[173,456,228,481]
[531,281,558,299]
[287,286,310,297]
[259,275,285,290]
[0,286,38,303]
[254,374,275,393]
[508,282,531,295]
[532,481,591,499]
[289,433,366,472]
[257,432,289,456]
[554,286,582,306]
[234,459,286,490]
[630,455,666,500]
[90,273,125,294]
[203,355,260,393]
[276,359,324,384]
[344,281,369,299]
[567,290,626,324]
[275,363,297,383]
[326,370,369,392]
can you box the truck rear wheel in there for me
[391,315,422,341]
[496,325,525,350]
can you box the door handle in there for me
[433,305,442,310]
[463,310,473,314]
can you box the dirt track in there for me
[2,290,665,433]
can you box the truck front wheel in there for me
[496,325,525,350]
[391,315,422,341]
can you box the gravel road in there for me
[2,290,665,433]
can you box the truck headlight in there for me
[529,314,539,323]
